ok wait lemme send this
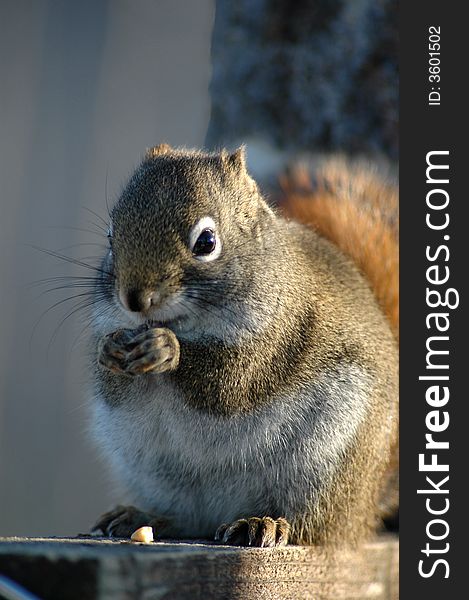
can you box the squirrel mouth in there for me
[146,316,187,329]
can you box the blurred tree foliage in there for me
[206,0,398,159]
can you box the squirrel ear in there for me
[145,143,172,159]
[223,146,247,175]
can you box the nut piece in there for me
[130,526,154,543]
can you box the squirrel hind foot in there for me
[91,505,166,539]
[215,516,290,547]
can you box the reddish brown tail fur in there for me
[278,157,399,340]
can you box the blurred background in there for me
[0,0,397,536]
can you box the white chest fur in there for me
[90,365,371,537]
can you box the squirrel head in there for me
[100,145,277,333]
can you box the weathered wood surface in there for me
[0,535,398,600]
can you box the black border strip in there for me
[400,2,466,596]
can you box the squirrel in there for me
[89,144,398,547]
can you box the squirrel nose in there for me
[120,288,161,313]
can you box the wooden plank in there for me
[0,535,398,599]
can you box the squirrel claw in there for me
[215,516,290,547]
[91,504,166,539]
[98,327,180,376]
[124,328,180,375]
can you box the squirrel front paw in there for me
[91,505,167,539]
[98,326,180,375]
[215,516,290,547]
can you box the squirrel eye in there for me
[193,229,216,256]
[189,216,222,262]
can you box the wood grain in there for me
[0,534,398,599]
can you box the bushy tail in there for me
[278,157,399,339]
